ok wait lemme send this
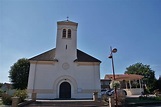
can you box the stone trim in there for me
[27,89,54,93]
[30,61,56,64]
[76,62,100,66]
[27,89,100,94]
[57,21,78,26]
[81,89,100,93]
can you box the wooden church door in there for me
[59,82,71,99]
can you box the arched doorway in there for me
[59,82,71,99]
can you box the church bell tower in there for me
[55,20,78,62]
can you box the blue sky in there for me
[1,0,161,83]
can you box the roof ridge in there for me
[29,48,101,63]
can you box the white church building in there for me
[27,20,101,99]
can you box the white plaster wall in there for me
[72,64,101,90]
[27,63,37,89]
[27,61,101,99]
[55,24,77,61]
[124,88,143,96]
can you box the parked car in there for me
[107,89,114,96]
[101,89,127,97]
[101,89,107,96]
[101,89,114,96]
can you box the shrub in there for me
[110,80,120,89]
[0,89,3,97]
[13,90,28,102]
[1,94,12,105]
[101,94,109,105]
[155,96,161,100]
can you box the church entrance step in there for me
[23,100,105,107]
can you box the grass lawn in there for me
[126,96,161,104]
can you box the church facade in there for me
[27,20,101,99]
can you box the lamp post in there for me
[108,46,118,107]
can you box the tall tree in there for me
[9,58,30,89]
[0,83,3,88]
[124,63,157,92]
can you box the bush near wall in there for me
[1,89,28,105]
[1,93,12,105]
[0,89,3,97]
[14,90,28,102]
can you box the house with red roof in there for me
[101,74,144,95]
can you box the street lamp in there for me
[108,46,118,107]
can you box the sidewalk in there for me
[127,94,156,98]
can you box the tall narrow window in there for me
[62,29,66,38]
[66,45,67,49]
[68,29,71,38]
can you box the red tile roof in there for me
[105,74,144,81]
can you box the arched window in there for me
[68,29,71,38]
[62,29,66,38]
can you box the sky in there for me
[0,0,161,83]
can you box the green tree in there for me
[124,63,157,92]
[0,83,3,88]
[9,58,30,89]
